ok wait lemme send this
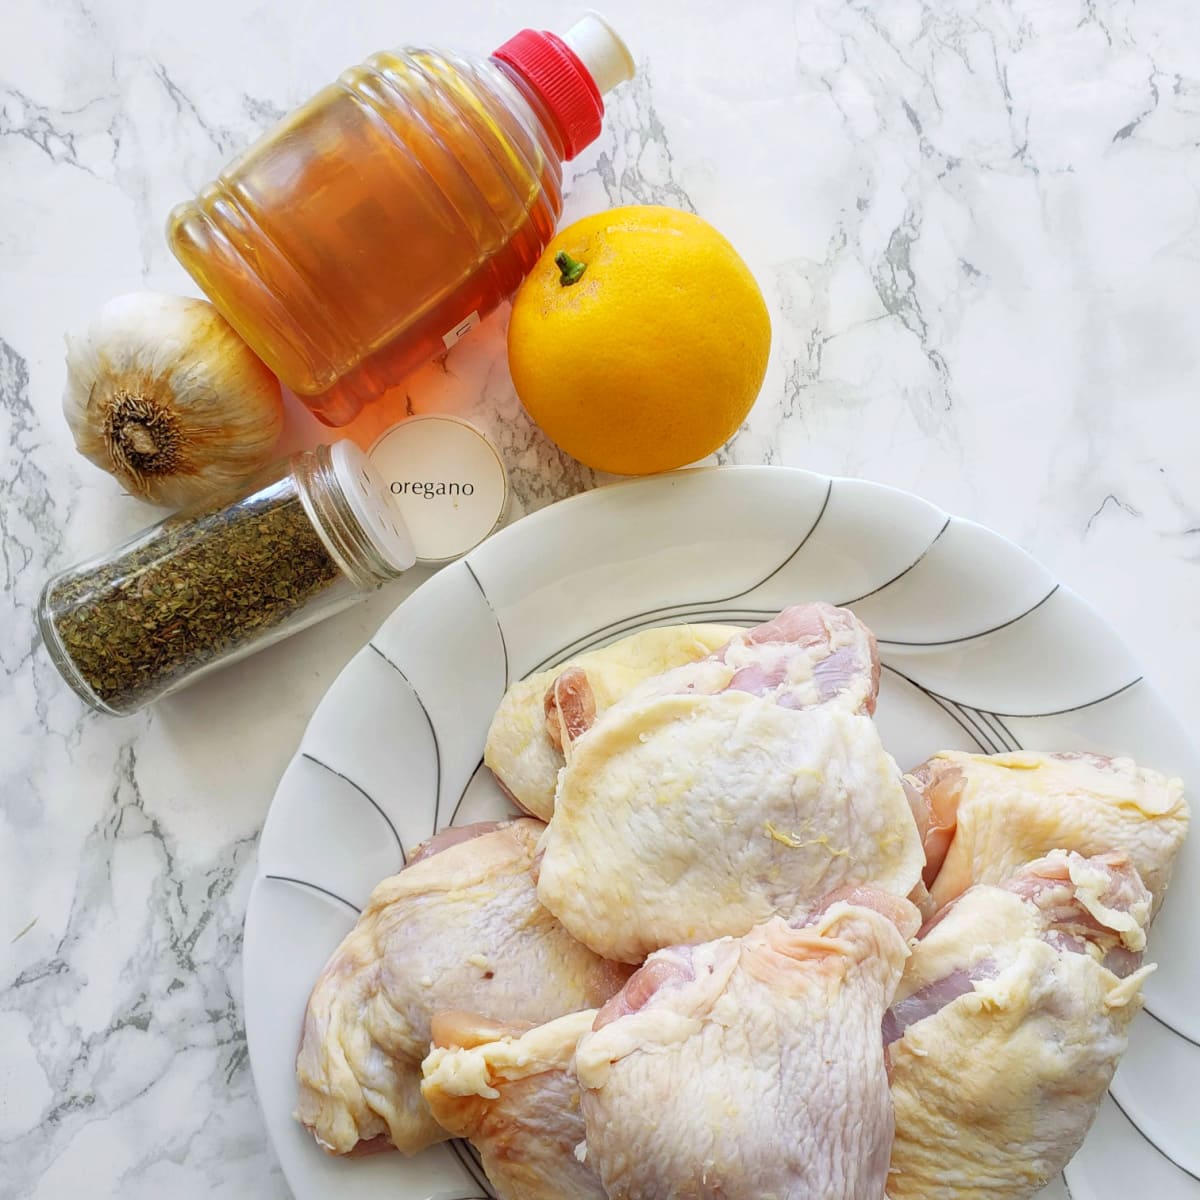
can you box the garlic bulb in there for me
[63,293,284,507]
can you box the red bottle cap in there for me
[493,29,605,160]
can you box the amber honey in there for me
[168,49,574,425]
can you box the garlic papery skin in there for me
[63,293,284,508]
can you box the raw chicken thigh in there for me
[293,590,1193,1195]
[294,819,629,1156]
[576,889,920,1200]
[484,624,736,819]
[614,602,882,715]
[537,604,923,961]
[907,750,1189,909]
[886,851,1153,1199]
[421,1009,604,1200]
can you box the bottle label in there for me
[369,416,508,563]
[442,311,481,350]
[390,480,476,499]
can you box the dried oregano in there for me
[43,475,342,712]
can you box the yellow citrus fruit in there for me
[507,206,771,475]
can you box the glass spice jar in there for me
[39,441,414,715]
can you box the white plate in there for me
[244,466,1200,1200]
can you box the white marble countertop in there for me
[4,0,1200,1196]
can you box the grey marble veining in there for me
[3,1,1200,1196]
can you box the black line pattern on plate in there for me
[526,507,1018,676]
[528,479,834,672]
[263,874,361,914]
[528,587,1072,671]
[979,677,1145,719]
[874,585,1060,647]
[1107,1091,1200,1183]
[450,757,525,828]
[448,1137,496,1197]
[531,610,766,673]
[1061,1173,1073,1198]
[302,752,407,867]
[881,665,991,753]
[971,708,1018,753]
[465,559,510,692]
[837,517,952,606]
[727,477,834,597]
[369,642,444,833]
[879,664,1144,722]
[989,711,1021,750]
[1144,1007,1200,1050]
[450,757,486,826]
[952,704,1004,754]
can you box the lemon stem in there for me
[555,251,587,286]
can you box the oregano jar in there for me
[39,441,414,715]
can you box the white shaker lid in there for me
[329,439,416,573]
[369,416,509,565]
[564,12,635,96]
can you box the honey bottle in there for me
[167,15,633,426]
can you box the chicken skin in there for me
[293,593,1191,1193]
[613,602,882,716]
[886,851,1153,1199]
[906,750,1188,909]
[484,624,737,820]
[537,605,923,962]
[294,819,629,1156]
[421,1009,604,1200]
[576,889,920,1200]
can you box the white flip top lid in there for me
[369,416,509,565]
[563,12,635,96]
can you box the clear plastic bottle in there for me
[166,15,634,426]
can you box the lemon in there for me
[507,206,771,475]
